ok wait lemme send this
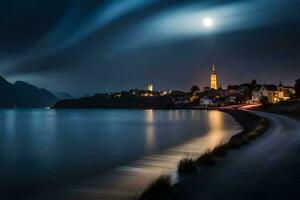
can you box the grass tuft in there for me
[227,135,249,149]
[196,150,216,166]
[210,141,228,157]
[178,157,198,173]
[136,174,172,200]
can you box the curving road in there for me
[177,111,300,200]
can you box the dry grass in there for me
[196,150,216,166]
[178,157,198,173]
[210,141,228,157]
[178,113,270,173]
[136,174,173,200]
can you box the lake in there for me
[0,109,242,200]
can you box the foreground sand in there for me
[173,111,300,200]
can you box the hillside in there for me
[53,95,174,109]
[0,76,58,108]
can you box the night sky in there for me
[0,0,299,96]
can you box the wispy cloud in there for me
[112,0,299,53]
[0,0,155,74]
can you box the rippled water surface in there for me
[0,109,242,200]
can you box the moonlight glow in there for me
[203,17,213,27]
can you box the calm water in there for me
[0,109,242,200]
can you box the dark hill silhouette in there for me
[53,92,73,100]
[53,95,174,109]
[0,76,58,108]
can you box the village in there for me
[115,65,297,108]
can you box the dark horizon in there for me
[0,0,299,96]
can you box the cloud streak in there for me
[1,0,155,74]
[112,0,300,52]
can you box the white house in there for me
[252,85,277,104]
[199,96,214,106]
[252,84,292,104]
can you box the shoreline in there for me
[51,106,218,110]
[136,109,270,200]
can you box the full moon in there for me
[203,17,213,27]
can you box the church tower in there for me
[210,64,217,90]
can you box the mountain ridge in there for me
[0,76,58,108]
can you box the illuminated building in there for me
[210,64,217,90]
[251,83,292,104]
[147,84,153,92]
